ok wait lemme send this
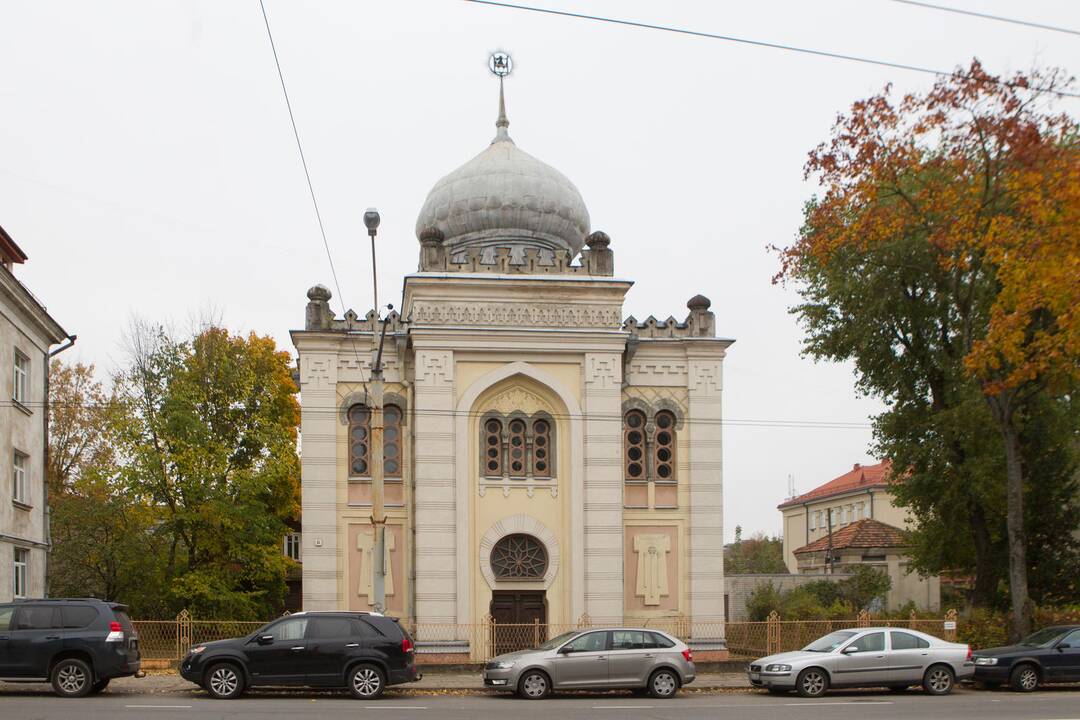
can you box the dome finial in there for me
[489,50,513,144]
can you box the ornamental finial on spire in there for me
[489,50,513,143]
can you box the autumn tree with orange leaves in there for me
[777,61,1080,639]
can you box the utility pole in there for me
[364,208,389,612]
[825,508,834,575]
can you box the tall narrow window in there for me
[283,532,301,561]
[653,411,676,481]
[508,418,527,477]
[483,418,503,476]
[12,452,28,505]
[383,404,402,477]
[348,405,371,477]
[13,351,29,405]
[624,410,647,482]
[13,548,27,598]
[531,418,551,477]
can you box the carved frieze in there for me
[410,301,622,329]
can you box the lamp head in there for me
[363,208,381,237]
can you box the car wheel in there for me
[795,667,829,698]
[517,670,551,699]
[205,662,245,699]
[89,678,110,695]
[923,665,955,695]
[348,664,385,700]
[648,669,679,699]
[1009,663,1039,692]
[51,658,93,698]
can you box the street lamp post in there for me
[363,208,389,612]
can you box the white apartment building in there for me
[1,225,70,602]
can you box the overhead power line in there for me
[257,0,347,312]
[10,400,873,429]
[889,0,1080,37]
[257,0,370,393]
[463,0,1080,99]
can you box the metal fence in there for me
[132,609,958,662]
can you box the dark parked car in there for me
[974,625,1080,691]
[0,598,141,697]
[179,611,420,699]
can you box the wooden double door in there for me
[490,590,546,655]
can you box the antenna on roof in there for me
[787,473,796,500]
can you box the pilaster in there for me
[299,350,340,610]
[582,352,624,624]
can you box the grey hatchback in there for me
[483,628,695,699]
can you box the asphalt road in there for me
[1,687,1078,720]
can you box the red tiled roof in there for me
[778,460,892,509]
[793,518,907,554]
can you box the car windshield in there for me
[1020,627,1069,647]
[536,631,580,651]
[804,631,858,652]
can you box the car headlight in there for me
[189,646,206,655]
[766,664,792,672]
[491,660,516,670]
[974,657,998,666]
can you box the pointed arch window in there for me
[384,404,403,477]
[348,405,371,476]
[623,410,647,482]
[654,410,677,482]
[480,413,556,480]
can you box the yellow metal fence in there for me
[132,609,958,662]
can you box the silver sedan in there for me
[748,627,974,697]
[482,628,696,699]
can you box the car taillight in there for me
[402,636,414,654]
[105,621,125,643]
[966,645,973,662]
[682,648,693,663]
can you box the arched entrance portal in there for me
[489,533,548,654]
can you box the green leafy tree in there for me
[725,526,789,574]
[47,361,167,613]
[117,322,301,618]
[775,62,1080,636]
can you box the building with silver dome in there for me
[291,70,733,661]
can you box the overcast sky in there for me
[3,1,1078,541]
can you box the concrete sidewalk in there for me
[0,671,751,696]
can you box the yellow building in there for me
[778,461,939,611]
[291,77,732,658]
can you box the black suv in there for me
[180,611,421,699]
[0,598,141,697]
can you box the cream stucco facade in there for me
[291,82,732,657]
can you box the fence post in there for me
[533,618,540,648]
[857,609,871,627]
[910,608,918,623]
[767,611,780,655]
[577,613,592,629]
[944,608,958,642]
[176,609,192,661]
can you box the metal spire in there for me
[489,51,513,143]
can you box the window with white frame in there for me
[13,452,28,505]
[809,512,816,530]
[284,532,301,561]
[13,548,28,598]
[13,350,29,405]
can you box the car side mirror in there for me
[558,645,573,655]
[256,635,274,645]
[841,646,858,654]
[1057,643,1070,650]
